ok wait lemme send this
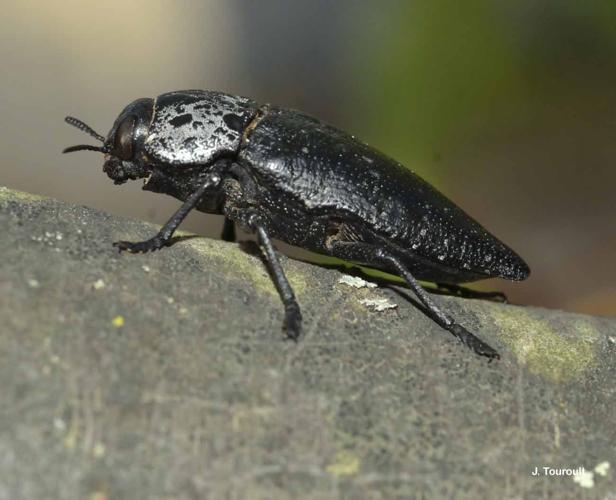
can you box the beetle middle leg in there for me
[114,172,223,253]
[327,239,499,360]
[238,215,303,340]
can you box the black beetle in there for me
[64,89,530,359]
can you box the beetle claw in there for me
[113,237,167,254]
[472,341,501,361]
[283,305,303,341]
[448,323,500,360]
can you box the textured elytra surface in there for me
[239,107,529,282]
[1,187,615,500]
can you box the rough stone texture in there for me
[0,186,614,499]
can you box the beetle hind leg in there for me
[327,239,499,360]
[435,283,508,303]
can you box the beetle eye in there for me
[114,116,136,160]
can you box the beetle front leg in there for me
[328,241,499,360]
[245,217,302,340]
[114,172,223,253]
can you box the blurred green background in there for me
[1,0,614,315]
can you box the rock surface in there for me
[0,186,615,499]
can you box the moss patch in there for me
[183,236,309,299]
[0,186,46,204]
[326,450,361,477]
[488,307,599,383]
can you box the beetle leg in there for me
[221,217,236,242]
[328,241,499,360]
[247,217,302,340]
[114,172,223,253]
[435,283,508,303]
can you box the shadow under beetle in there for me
[64,90,530,360]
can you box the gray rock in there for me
[0,186,614,499]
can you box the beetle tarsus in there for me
[436,283,508,303]
[113,237,168,253]
[283,302,303,341]
[448,324,500,360]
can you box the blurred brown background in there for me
[1,1,614,315]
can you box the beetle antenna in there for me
[64,116,106,143]
[62,144,105,154]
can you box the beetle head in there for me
[63,98,154,185]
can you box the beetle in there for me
[63,89,530,360]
